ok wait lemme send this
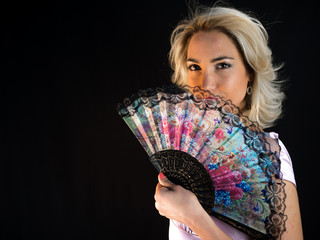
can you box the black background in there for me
[1,0,318,239]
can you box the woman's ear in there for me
[248,71,255,83]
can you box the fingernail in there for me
[159,172,165,180]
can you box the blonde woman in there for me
[154,5,303,240]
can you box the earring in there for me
[246,85,253,95]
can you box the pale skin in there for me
[154,30,303,239]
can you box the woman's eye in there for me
[188,64,201,71]
[216,62,232,70]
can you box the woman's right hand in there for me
[154,172,232,240]
[154,172,204,224]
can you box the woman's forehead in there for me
[187,31,241,61]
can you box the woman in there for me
[154,5,303,240]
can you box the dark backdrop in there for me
[1,0,317,239]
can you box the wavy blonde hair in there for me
[169,5,285,129]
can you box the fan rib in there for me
[159,99,171,150]
[122,116,154,156]
[126,110,155,155]
[180,98,197,153]
[187,108,208,158]
[144,105,163,152]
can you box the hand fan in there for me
[117,85,287,239]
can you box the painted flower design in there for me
[182,120,193,132]
[214,128,225,142]
[205,163,254,207]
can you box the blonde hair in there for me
[169,5,285,129]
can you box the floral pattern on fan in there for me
[117,85,287,239]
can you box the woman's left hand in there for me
[154,172,205,225]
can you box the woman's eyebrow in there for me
[186,58,200,63]
[186,56,234,63]
[210,56,234,62]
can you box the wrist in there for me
[183,208,232,240]
[182,203,208,230]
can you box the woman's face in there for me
[186,30,251,110]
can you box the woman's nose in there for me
[201,71,217,90]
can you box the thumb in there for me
[158,172,175,188]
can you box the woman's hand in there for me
[154,172,204,224]
[154,173,232,240]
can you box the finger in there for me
[155,182,171,203]
[158,172,175,189]
[154,183,163,201]
[155,182,162,195]
[154,185,161,211]
[154,201,165,217]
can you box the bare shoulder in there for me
[281,180,303,240]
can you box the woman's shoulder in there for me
[268,132,296,186]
